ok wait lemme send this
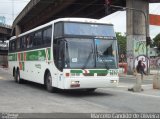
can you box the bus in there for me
[8,18,119,92]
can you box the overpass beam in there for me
[126,0,149,74]
[15,25,22,37]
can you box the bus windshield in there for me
[66,38,95,69]
[64,22,116,37]
[54,21,118,70]
[65,38,118,69]
[95,39,117,69]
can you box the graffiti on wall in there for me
[134,55,149,71]
[134,41,146,56]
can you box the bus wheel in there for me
[46,72,54,93]
[16,70,22,84]
[14,70,17,82]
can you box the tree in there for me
[153,33,160,49]
[116,32,127,62]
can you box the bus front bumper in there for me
[63,77,119,89]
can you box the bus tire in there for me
[16,70,22,84]
[46,72,54,93]
[14,70,17,82]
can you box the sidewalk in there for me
[117,83,160,98]
[119,69,159,80]
[118,70,160,97]
[119,74,155,80]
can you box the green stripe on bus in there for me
[70,70,83,73]
[70,70,108,74]
[26,50,46,61]
[89,70,108,74]
[70,69,118,75]
[9,48,51,61]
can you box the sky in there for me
[0,0,160,38]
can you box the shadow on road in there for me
[7,79,114,97]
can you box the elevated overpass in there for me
[0,24,11,41]
[11,0,160,73]
[12,0,160,36]
[0,24,11,67]
[12,0,126,35]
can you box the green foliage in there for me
[116,32,127,62]
[116,32,126,55]
[153,33,160,48]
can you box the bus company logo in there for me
[83,69,89,74]
[35,64,41,69]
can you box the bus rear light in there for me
[65,73,70,77]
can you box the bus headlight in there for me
[110,80,117,83]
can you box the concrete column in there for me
[126,0,150,74]
[15,25,22,37]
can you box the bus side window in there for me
[43,27,52,45]
[35,31,42,46]
[26,35,33,48]
[17,38,20,50]
[20,38,22,49]
[22,37,26,49]
[11,40,16,51]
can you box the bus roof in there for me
[10,18,114,40]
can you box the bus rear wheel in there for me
[46,72,55,93]
[14,70,17,82]
[16,70,22,84]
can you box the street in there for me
[0,68,160,118]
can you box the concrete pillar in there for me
[126,0,150,74]
[15,25,22,37]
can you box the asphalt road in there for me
[119,76,152,85]
[0,68,160,118]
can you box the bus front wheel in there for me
[46,72,55,93]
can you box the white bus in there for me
[8,18,119,92]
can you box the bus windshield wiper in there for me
[97,51,109,70]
